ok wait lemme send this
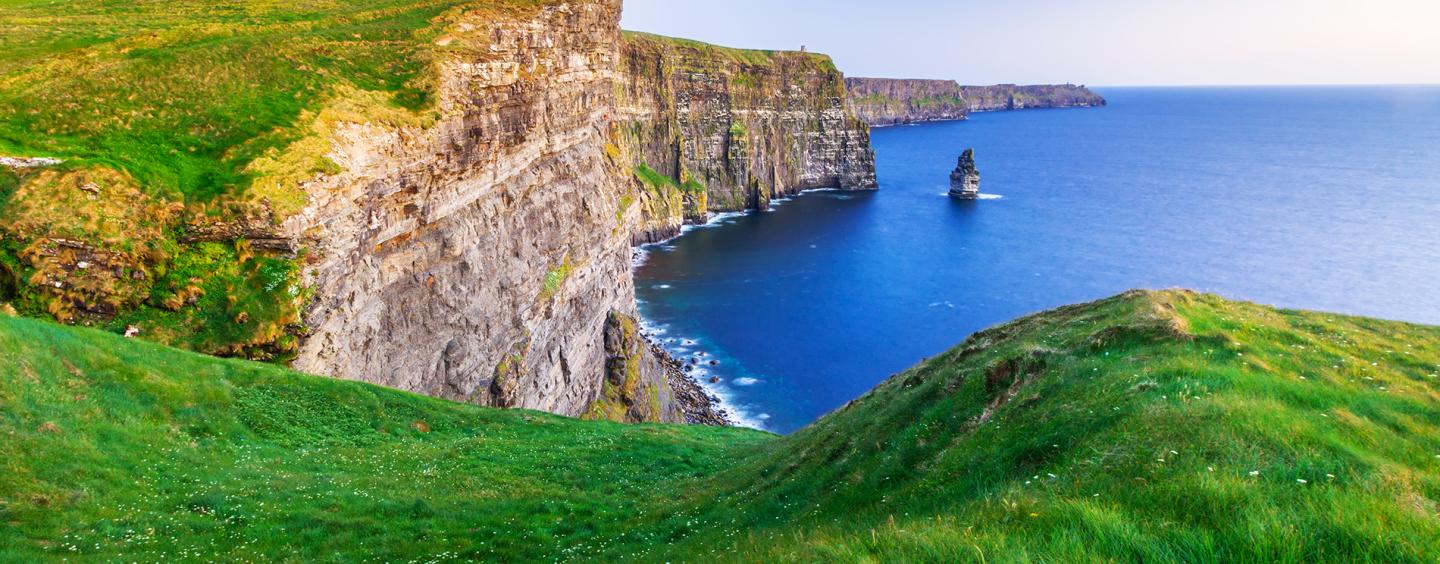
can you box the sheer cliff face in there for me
[617,33,877,242]
[844,78,968,126]
[286,0,653,418]
[844,79,1106,126]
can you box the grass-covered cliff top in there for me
[4,290,1438,560]
[622,31,840,76]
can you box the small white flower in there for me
[1297,479,1308,484]
[1249,470,1260,476]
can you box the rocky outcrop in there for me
[844,78,967,126]
[949,149,980,199]
[617,33,877,241]
[958,84,1105,112]
[844,79,1105,126]
[587,311,730,424]
[0,156,63,170]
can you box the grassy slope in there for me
[657,290,1440,561]
[3,290,1439,561]
[0,312,772,561]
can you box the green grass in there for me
[3,290,1439,561]
[622,31,838,74]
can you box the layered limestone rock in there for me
[958,84,1106,112]
[844,78,968,126]
[617,33,878,242]
[844,79,1106,126]
[949,148,980,199]
[286,0,650,418]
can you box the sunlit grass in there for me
[2,290,1437,560]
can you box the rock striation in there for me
[844,78,1105,126]
[949,149,980,199]
[285,0,644,419]
[617,33,878,242]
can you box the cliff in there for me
[281,0,667,420]
[0,0,869,425]
[844,77,968,126]
[844,78,1105,126]
[959,83,1106,111]
[617,33,878,242]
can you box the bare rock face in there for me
[287,0,642,418]
[844,78,969,126]
[617,33,878,241]
[950,149,980,199]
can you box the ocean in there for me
[634,86,1440,433]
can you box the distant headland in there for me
[845,78,1105,126]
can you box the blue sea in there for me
[634,86,1440,433]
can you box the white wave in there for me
[939,192,1004,200]
[733,377,760,386]
[639,324,769,430]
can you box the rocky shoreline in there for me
[648,340,733,426]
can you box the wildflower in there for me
[1297,479,1308,484]
[1249,470,1260,476]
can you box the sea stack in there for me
[949,148,980,199]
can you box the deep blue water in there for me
[634,86,1440,433]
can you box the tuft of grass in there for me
[2,290,1438,560]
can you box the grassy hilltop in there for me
[3,290,1438,561]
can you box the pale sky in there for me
[620,0,1440,86]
